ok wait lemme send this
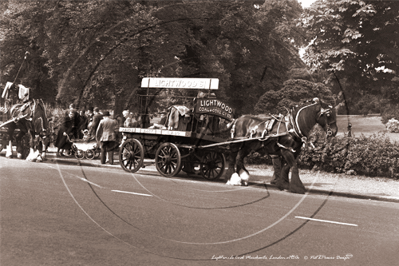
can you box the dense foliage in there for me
[0,0,305,116]
[300,0,399,117]
[246,133,399,179]
[254,78,334,114]
[1,0,398,123]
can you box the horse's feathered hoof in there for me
[36,156,43,162]
[276,181,289,191]
[228,173,242,186]
[239,169,250,183]
[17,153,22,159]
[289,184,306,194]
[5,147,13,158]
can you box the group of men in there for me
[66,105,119,165]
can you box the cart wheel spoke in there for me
[119,139,144,173]
[155,143,182,177]
[200,151,225,180]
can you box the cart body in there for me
[119,77,234,180]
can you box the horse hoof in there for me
[229,173,242,186]
[289,184,306,194]
[277,181,289,191]
[17,154,22,159]
[239,169,250,182]
[26,156,35,162]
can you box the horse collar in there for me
[290,103,319,142]
[288,109,303,140]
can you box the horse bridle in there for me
[318,105,335,137]
[288,101,335,145]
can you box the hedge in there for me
[246,133,399,179]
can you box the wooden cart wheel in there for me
[200,151,225,180]
[155,142,182,177]
[119,139,144,173]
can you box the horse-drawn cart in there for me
[119,77,235,180]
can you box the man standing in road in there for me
[96,111,118,164]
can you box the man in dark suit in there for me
[89,107,103,139]
[96,111,118,164]
[69,103,80,139]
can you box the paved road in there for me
[1,157,398,265]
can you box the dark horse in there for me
[3,99,50,161]
[226,98,338,194]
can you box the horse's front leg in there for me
[25,131,39,162]
[224,150,237,183]
[35,139,46,162]
[235,147,251,186]
[6,139,13,158]
[5,123,16,158]
[279,150,305,194]
[40,136,50,160]
[15,130,26,159]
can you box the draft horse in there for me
[226,98,338,194]
[3,99,50,161]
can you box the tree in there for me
[0,0,57,104]
[255,78,334,114]
[165,0,306,114]
[300,0,399,110]
[1,0,306,116]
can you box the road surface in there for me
[1,157,398,265]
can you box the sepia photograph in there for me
[1,0,398,265]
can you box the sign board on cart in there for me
[141,77,219,90]
[194,98,234,121]
[119,127,192,137]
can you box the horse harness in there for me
[13,99,48,138]
[230,102,334,153]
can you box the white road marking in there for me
[295,216,358,227]
[111,190,153,197]
[78,177,103,188]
